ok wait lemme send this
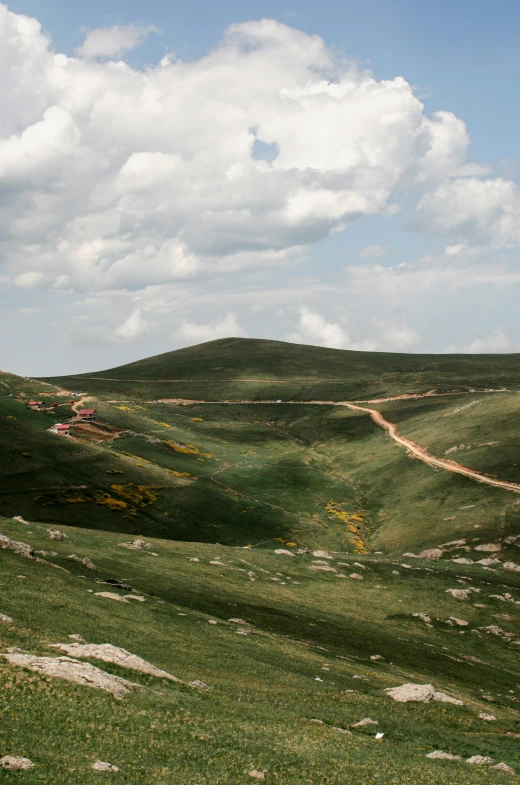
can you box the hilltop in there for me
[43,337,520,401]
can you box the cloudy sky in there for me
[2,0,520,375]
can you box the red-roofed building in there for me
[29,401,45,411]
[78,408,96,422]
[51,423,70,436]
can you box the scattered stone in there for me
[403,552,418,558]
[426,751,462,761]
[441,539,466,548]
[49,529,66,541]
[92,760,119,772]
[413,612,432,624]
[189,557,199,562]
[249,771,266,780]
[504,535,520,546]
[189,680,210,689]
[274,549,294,556]
[349,573,363,580]
[352,718,379,727]
[0,756,35,770]
[452,558,474,564]
[466,756,495,765]
[503,562,520,573]
[375,732,384,740]
[12,515,30,524]
[477,558,501,566]
[370,655,384,661]
[309,564,337,572]
[418,548,443,560]
[68,634,86,642]
[385,683,463,705]
[493,763,516,776]
[209,560,223,566]
[82,557,96,570]
[400,563,413,569]
[0,534,34,558]
[353,562,367,570]
[450,617,469,627]
[330,726,352,735]
[248,571,258,581]
[392,570,400,575]
[2,653,137,699]
[312,550,333,560]
[236,628,252,635]
[446,589,470,600]
[479,625,516,641]
[118,539,149,550]
[208,619,217,624]
[474,543,501,552]
[0,613,13,623]
[50,642,181,682]
[124,595,145,602]
[94,592,129,603]
[228,618,248,624]
[479,713,496,721]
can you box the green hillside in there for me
[2,341,520,783]
[1,515,519,784]
[43,337,520,402]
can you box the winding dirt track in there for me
[339,402,520,495]
[152,391,520,495]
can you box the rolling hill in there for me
[1,338,520,783]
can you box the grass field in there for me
[2,338,520,782]
[1,514,520,784]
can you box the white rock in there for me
[418,548,443,560]
[477,558,501,566]
[503,562,520,573]
[452,558,474,564]
[0,756,34,770]
[466,755,495,765]
[474,543,501,552]
[446,589,470,600]
[478,713,496,721]
[312,550,333,560]
[274,549,294,556]
[0,613,13,623]
[450,617,469,626]
[92,760,119,772]
[349,573,363,580]
[492,762,516,776]
[426,751,462,761]
[352,718,379,727]
[94,592,129,603]
[249,770,266,779]
[385,683,463,705]
[49,642,180,682]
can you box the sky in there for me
[1,0,520,375]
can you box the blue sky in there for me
[1,0,520,374]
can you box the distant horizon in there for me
[25,335,520,381]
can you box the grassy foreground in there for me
[1,514,520,784]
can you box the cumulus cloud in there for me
[444,329,515,354]
[0,5,487,295]
[357,244,389,259]
[76,24,159,59]
[287,307,376,350]
[112,308,149,342]
[414,177,520,250]
[172,312,246,344]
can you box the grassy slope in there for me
[1,515,520,784]
[43,337,520,402]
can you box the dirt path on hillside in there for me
[71,395,91,414]
[155,395,520,495]
[339,401,520,494]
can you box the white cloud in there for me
[444,329,515,354]
[76,24,159,60]
[172,312,246,344]
[0,5,485,294]
[415,177,520,250]
[111,308,149,342]
[287,306,376,350]
[357,244,389,259]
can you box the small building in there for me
[51,423,70,436]
[28,401,45,411]
[78,408,96,422]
